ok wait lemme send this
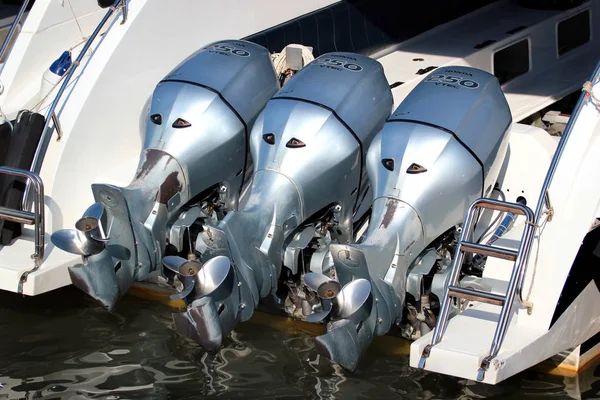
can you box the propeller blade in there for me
[170,276,196,300]
[196,255,232,298]
[162,256,200,276]
[304,272,341,299]
[304,272,329,291]
[90,234,111,242]
[51,228,89,256]
[74,213,108,253]
[335,278,371,320]
[82,202,105,220]
[163,256,201,300]
[305,299,333,323]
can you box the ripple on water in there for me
[0,289,596,399]
[108,349,131,356]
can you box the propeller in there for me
[162,255,201,300]
[51,202,108,256]
[163,255,232,302]
[303,272,371,323]
[304,272,341,299]
[82,202,105,221]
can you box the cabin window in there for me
[493,39,530,85]
[557,10,590,56]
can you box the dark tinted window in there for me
[494,39,530,84]
[557,10,590,56]
[244,0,497,57]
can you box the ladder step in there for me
[473,199,530,216]
[448,285,506,306]
[460,241,518,261]
[0,206,36,225]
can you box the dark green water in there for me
[0,287,598,399]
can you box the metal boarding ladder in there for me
[417,198,535,381]
[415,69,598,381]
[0,166,45,293]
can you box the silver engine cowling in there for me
[317,66,512,370]
[172,52,393,350]
[51,40,279,310]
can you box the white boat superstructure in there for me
[376,0,600,121]
[0,0,598,386]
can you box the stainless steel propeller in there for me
[162,255,201,300]
[303,272,371,323]
[163,255,232,301]
[51,202,108,256]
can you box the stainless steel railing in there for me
[0,0,33,66]
[0,166,44,293]
[22,0,128,209]
[531,64,600,224]
[509,64,600,308]
[0,1,126,290]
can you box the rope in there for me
[521,81,599,307]
[29,10,103,114]
[30,63,74,113]
[30,45,86,113]
[523,81,598,306]
[67,0,86,41]
[524,220,541,228]
[583,80,600,107]
[271,44,314,85]
[524,210,551,304]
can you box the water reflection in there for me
[0,287,597,399]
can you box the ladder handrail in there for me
[429,198,534,346]
[532,62,600,223]
[473,77,600,306]
[0,166,44,293]
[514,66,600,307]
[0,0,33,66]
[419,197,535,380]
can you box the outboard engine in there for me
[168,53,393,350]
[309,66,512,370]
[51,40,279,310]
